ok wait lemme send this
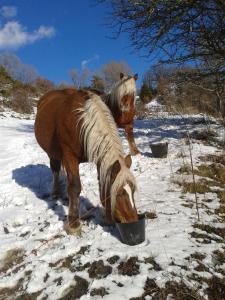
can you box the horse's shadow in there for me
[12,164,120,240]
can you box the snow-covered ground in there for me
[0,111,224,299]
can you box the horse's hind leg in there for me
[124,123,140,155]
[63,152,81,235]
[50,158,61,199]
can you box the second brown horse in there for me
[103,73,140,155]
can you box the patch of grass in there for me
[49,246,91,270]
[0,278,23,300]
[144,211,158,219]
[189,231,212,243]
[0,270,41,300]
[182,202,194,208]
[0,248,25,273]
[107,255,120,265]
[88,260,112,279]
[75,262,90,272]
[206,276,225,300]
[76,245,90,255]
[90,287,108,297]
[130,278,159,300]
[215,191,225,221]
[174,179,211,194]
[130,279,204,300]
[118,257,140,276]
[60,255,74,270]
[14,291,42,300]
[194,263,209,272]
[212,249,225,265]
[177,165,192,174]
[196,164,225,185]
[144,257,162,271]
[193,223,225,239]
[53,277,63,286]
[186,273,225,299]
[58,276,89,300]
[190,252,206,261]
[169,260,188,270]
[199,154,225,166]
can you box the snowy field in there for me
[0,110,224,299]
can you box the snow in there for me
[0,111,224,299]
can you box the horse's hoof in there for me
[64,221,82,235]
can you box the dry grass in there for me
[193,223,225,240]
[130,278,205,300]
[190,252,206,261]
[144,210,158,219]
[199,154,225,166]
[174,179,211,194]
[0,248,25,273]
[177,155,225,222]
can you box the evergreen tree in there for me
[91,74,105,92]
[140,83,152,103]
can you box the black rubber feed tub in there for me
[116,214,145,246]
[150,142,168,158]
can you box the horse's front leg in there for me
[124,123,140,156]
[63,152,81,235]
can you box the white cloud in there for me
[1,6,17,18]
[81,54,100,69]
[0,21,55,49]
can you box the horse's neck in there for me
[97,159,121,200]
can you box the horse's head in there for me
[118,73,138,113]
[110,155,139,223]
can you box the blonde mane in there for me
[77,92,137,213]
[104,76,137,111]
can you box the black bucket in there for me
[116,214,145,246]
[150,142,168,158]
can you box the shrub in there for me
[9,87,33,114]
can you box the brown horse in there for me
[103,73,140,155]
[35,88,139,234]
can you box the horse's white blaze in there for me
[123,183,134,208]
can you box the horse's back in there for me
[35,89,84,161]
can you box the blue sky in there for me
[0,0,155,85]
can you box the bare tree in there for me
[34,77,55,95]
[0,53,38,83]
[101,1,225,64]
[152,65,218,115]
[70,68,90,88]
[101,60,132,89]
[99,0,225,114]
[57,81,73,90]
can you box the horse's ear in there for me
[125,154,132,168]
[134,73,138,81]
[111,160,121,182]
[120,73,124,80]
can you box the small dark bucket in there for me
[150,142,168,158]
[116,214,145,246]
